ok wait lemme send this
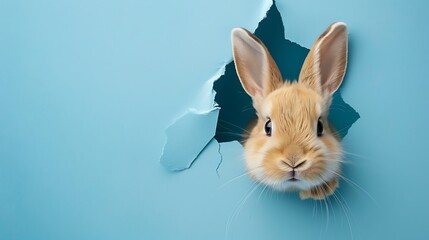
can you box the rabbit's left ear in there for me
[231,28,283,102]
[299,22,348,95]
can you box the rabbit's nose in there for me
[294,160,307,169]
[281,159,306,168]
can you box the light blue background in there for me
[1,0,428,239]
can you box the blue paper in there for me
[1,0,429,239]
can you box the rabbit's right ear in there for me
[231,28,283,106]
[299,22,348,96]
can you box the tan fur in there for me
[232,23,348,200]
[300,176,339,200]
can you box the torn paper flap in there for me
[160,107,220,171]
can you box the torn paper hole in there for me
[160,0,359,172]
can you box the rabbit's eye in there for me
[264,119,272,136]
[317,118,324,137]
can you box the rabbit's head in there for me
[232,23,348,199]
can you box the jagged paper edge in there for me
[159,0,273,171]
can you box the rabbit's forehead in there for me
[263,85,322,121]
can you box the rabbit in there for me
[231,22,348,200]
